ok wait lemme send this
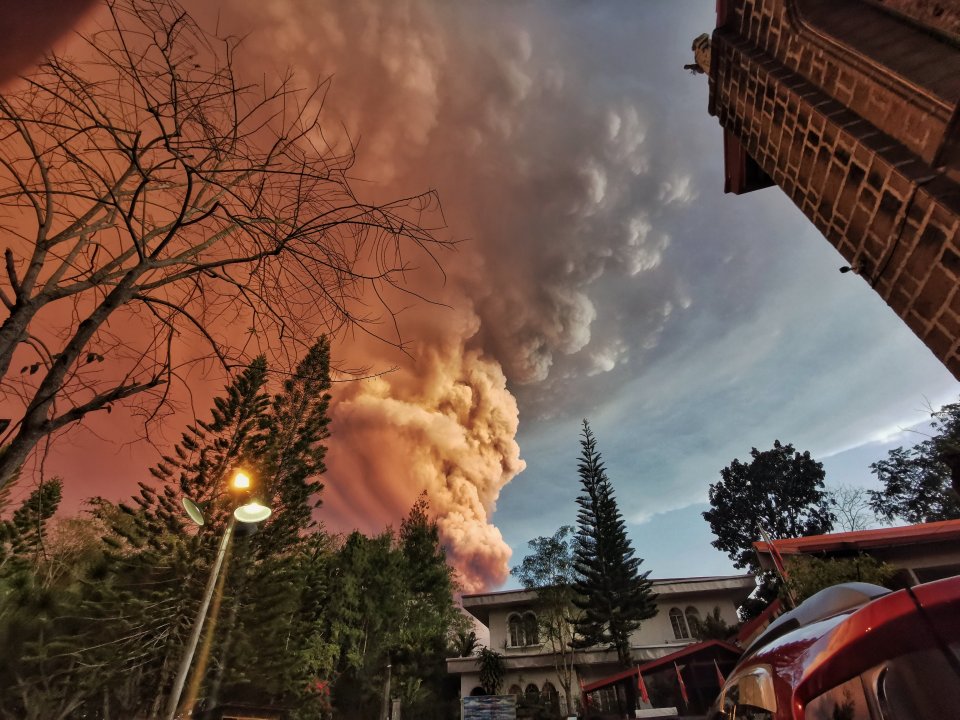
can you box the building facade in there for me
[705,0,960,377]
[447,575,753,716]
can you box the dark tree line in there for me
[0,340,462,720]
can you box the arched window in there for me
[508,613,525,646]
[508,684,523,697]
[523,612,539,645]
[685,606,702,636]
[508,611,539,646]
[470,686,486,696]
[525,683,540,699]
[542,681,558,707]
[669,607,690,640]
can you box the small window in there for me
[685,606,702,635]
[523,612,539,645]
[670,607,690,639]
[508,611,538,646]
[508,614,524,646]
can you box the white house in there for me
[447,574,754,716]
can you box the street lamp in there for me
[164,469,272,720]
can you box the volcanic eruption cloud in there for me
[187,0,692,591]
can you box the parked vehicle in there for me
[708,576,960,719]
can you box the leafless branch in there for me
[0,0,451,489]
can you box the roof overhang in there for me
[753,520,960,571]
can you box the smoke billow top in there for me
[184,0,696,589]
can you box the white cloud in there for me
[659,175,696,206]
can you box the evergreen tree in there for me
[571,420,657,666]
[252,337,332,552]
[58,357,275,718]
[0,479,88,720]
[209,339,333,717]
[1,477,62,564]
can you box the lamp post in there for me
[163,469,271,720]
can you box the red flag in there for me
[674,662,689,707]
[714,659,726,687]
[636,668,650,705]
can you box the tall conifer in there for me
[571,420,656,666]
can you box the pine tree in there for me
[40,357,275,718]
[253,337,332,552]
[205,339,334,716]
[571,420,657,666]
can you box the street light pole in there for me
[164,517,236,720]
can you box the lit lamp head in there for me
[231,470,252,491]
[234,501,272,523]
[228,468,271,524]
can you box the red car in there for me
[709,576,960,719]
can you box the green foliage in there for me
[0,342,463,720]
[0,477,62,565]
[690,606,735,642]
[571,420,657,667]
[737,573,781,622]
[782,554,896,603]
[477,646,506,695]
[869,400,960,524]
[323,498,459,719]
[449,628,479,658]
[0,483,112,720]
[511,525,580,712]
[512,525,577,590]
[703,440,835,570]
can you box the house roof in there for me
[581,640,742,693]
[752,519,960,562]
[461,574,755,626]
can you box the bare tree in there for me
[0,0,448,490]
[829,484,878,532]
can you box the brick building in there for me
[704,0,960,376]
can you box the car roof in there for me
[742,582,891,658]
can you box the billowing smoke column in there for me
[180,0,691,590]
[323,321,525,592]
